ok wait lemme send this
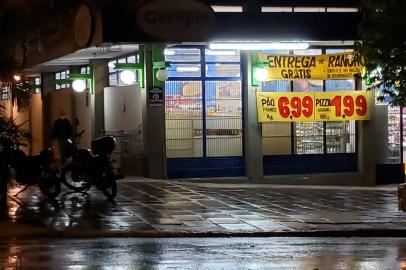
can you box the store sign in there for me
[256,91,370,122]
[258,52,365,80]
[135,0,215,41]
[149,87,164,107]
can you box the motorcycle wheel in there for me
[62,164,90,192]
[101,180,117,200]
[38,170,61,199]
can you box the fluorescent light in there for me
[164,49,176,56]
[262,6,293,12]
[211,5,243,12]
[326,7,359,12]
[209,42,309,50]
[294,7,326,12]
[206,50,237,56]
[176,66,200,72]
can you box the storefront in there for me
[164,47,244,178]
[161,45,370,180]
[23,0,404,185]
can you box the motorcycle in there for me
[7,148,61,199]
[61,134,123,200]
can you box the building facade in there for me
[5,0,404,185]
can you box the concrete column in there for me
[242,52,263,179]
[91,59,108,138]
[143,44,166,179]
[69,66,81,123]
[357,78,376,185]
[41,73,55,148]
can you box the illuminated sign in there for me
[257,52,365,80]
[256,91,370,122]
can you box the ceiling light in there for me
[13,75,21,81]
[206,50,237,56]
[210,5,243,12]
[120,70,136,85]
[209,42,309,50]
[176,66,200,72]
[164,49,176,56]
[72,79,87,92]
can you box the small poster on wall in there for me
[149,87,163,107]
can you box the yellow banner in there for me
[258,52,365,80]
[257,91,370,122]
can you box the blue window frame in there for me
[165,46,244,178]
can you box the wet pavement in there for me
[5,178,406,235]
[1,237,406,269]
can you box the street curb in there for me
[2,229,406,239]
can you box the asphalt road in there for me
[1,237,406,269]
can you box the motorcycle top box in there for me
[74,148,92,164]
[91,136,116,156]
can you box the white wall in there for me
[104,84,142,133]
[29,93,43,154]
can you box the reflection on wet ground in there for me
[6,180,406,233]
[1,237,406,269]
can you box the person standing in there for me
[51,110,73,164]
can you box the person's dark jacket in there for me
[51,118,73,140]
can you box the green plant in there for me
[0,111,26,150]
[356,0,406,106]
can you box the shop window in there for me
[261,50,292,155]
[325,49,356,154]
[261,48,358,156]
[1,86,9,100]
[167,64,201,78]
[205,64,240,78]
[165,81,203,158]
[164,48,201,62]
[388,106,401,164]
[108,54,138,86]
[295,122,324,154]
[205,50,242,157]
[292,49,324,154]
[127,55,136,63]
[262,80,291,155]
[402,108,406,168]
[55,70,70,90]
[165,47,242,158]
[80,66,90,75]
[262,121,292,155]
[205,49,240,62]
[34,77,41,93]
[293,79,324,155]
[109,74,118,86]
[205,81,242,157]
[262,81,290,92]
